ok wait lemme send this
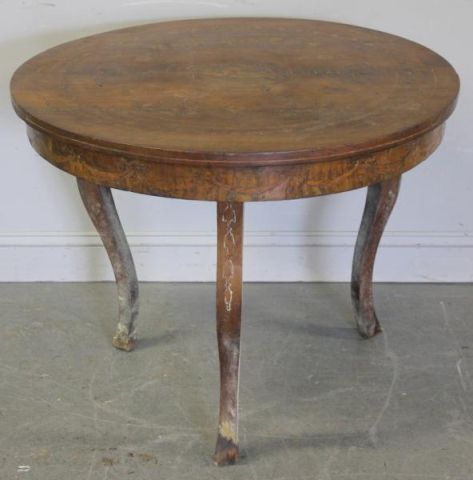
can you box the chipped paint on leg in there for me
[77,178,139,351]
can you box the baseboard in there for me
[0,231,472,282]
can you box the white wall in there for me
[0,0,472,282]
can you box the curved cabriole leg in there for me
[213,202,244,466]
[77,178,139,352]
[351,176,401,338]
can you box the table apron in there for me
[26,125,444,202]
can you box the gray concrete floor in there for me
[0,283,472,479]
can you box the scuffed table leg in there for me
[77,178,139,352]
[213,202,244,466]
[351,176,401,338]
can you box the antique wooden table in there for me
[11,18,459,465]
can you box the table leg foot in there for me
[214,202,244,466]
[351,176,401,338]
[112,327,137,352]
[213,434,240,466]
[77,178,139,351]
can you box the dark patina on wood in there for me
[10,18,460,465]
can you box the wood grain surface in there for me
[26,123,443,201]
[9,18,461,466]
[11,18,459,171]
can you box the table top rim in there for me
[11,17,460,168]
[13,101,456,167]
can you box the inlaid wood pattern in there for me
[214,202,244,466]
[10,17,460,466]
[12,18,458,170]
[27,124,443,202]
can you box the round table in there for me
[11,18,459,465]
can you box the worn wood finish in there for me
[352,177,401,338]
[27,124,442,202]
[11,18,460,466]
[214,202,244,466]
[11,18,459,184]
[77,178,139,351]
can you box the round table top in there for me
[11,17,459,167]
